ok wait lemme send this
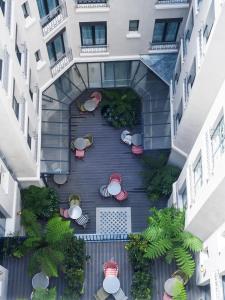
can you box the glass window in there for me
[129,20,139,31]
[211,117,225,163]
[36,0,59,18]
[47,31,65,65]
[193,156,202,194]
[22,1,30,18]
[0,0,5,15]
[12,96,19,120]
[35,50,41,62]
[80,22,107,46]
[27,118,32,149]
[152,19,182,43]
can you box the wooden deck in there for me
[48,90,166,234]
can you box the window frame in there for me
[129,20,139,32]
[79,22,107,47]
[193,155,203,194]
[211,116,225,161]
[152,18,182,44]
[46,29,66,64]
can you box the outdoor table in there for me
[74,137,87,150]
[131,133,142,146]
[164,277,181,297]
[68,205,82,219]
[53,174,68,185]
[103,276,120,294]
[84,99,98,112]
[32,272,49,289]
[107,182,121,196]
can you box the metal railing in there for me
[75,0,109,8]
[50,48,73,77]
[40,1,67,36]
[149,42,179,51]
[80,44,108,54]
[75,233,129,241]
[156,0,189,4]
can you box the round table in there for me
[68,205,82,219]
[74,138,87,150]
[107,182,121,196]
[32,272,49,289]
[131,133,142,146]
[164,277,181,297]
[103,276,120,294]
[53,174,68,185]
[84,99,97,112]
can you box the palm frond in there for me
[181,231,203,252]
[144,239,172,260]
[174,247,195,278]
[46,216,73,245]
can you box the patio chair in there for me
[99,185,111,198]
[109,173,122,184]
[76,100,87,113]
[94,287,109,300]
[121,130,132,145]
[112,288,128,300]
[90,91,102,103]
[75,213,89,228]
[84,133,94,148]
[75,149,85,159]
[103,261,119,276]
[115,190,128,201]
[104,268,118,277]
[69,194,81,207]
[131,145,144,155]
[60,208,69,219]
[163,292,173,300]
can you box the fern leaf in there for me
[144,239,172,260]
[181,231,203,252]
[46,216,73,245]
[143,226,164,241]
[173,280,187,300]
[174,247,195,278]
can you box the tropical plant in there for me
[63,237,86,299]
[14,210,73,277]
[21,185,58,220]
[100,88,140,128]
[173,280,187,300]
[131,271,152,300]
[32,287,56,300]
[143,208,202,279]
[142,153,181,200]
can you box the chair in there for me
[115,190,128,201]
[171,270,188,285]
[75,149,85,159]
[94,287,109,300]
[131,145,144,155]
[105,268,118,277]
[99,185,111,198]
[75,214,89,228]
[90,91,102,103]
[60,208,69,219]
[103,261,119,276]
[69,194,81,207]
[121,130,132,145]
[112,288,128,300]
[109,173,122,184]
[84,134,94,148]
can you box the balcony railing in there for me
[149,42,179,52]
[156,0,189,4]
[80,44,108,54]
[50,48,73,77]
[40,1,67,36]
[75,0,109,8]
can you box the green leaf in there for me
[46,216,73,245]
[181,231,203,252]
[173,280,187,300]
[174,247,195,278]
[144,239,172,260]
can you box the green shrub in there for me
[21,185,58,220]
[100,88,140,128]
[32,287,56,300]
[142,153,181,200]
[63,237,86,299]
[131,271,152,300]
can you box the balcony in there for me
[80,44,109,55]
[149,42,179,53]
[155,0,189,9]
[50,48,73,77]
[40,1,67,37]
[75,0,109,8]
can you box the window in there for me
[36,0,59,18]
[211,116,225,163]
[0,59,2,81]
[129,20,139,32]
[12,96,19,120]
[0,0,5,15]
[15,25,22,65]
[22,1,30,18]
[193,156,203,194]
[80,22,107,46]
[152,19,182,43]
[47,30,65,65]
[35,50,41,62]
[27,118,32,148]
